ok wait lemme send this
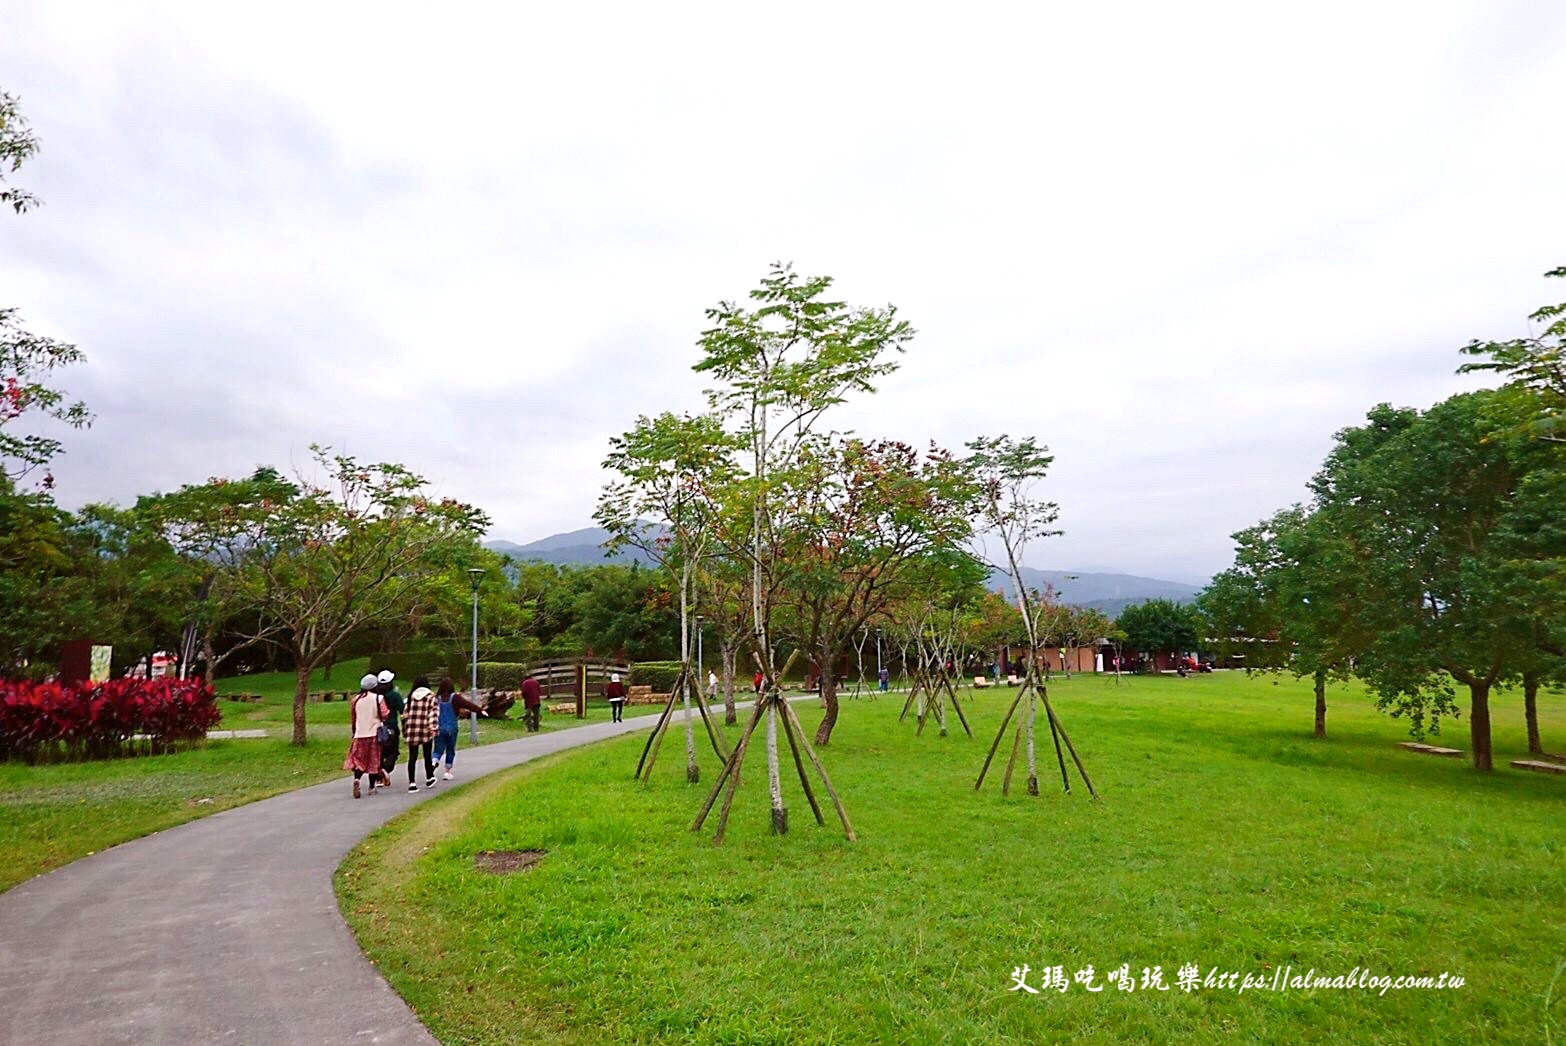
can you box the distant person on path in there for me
[753,670,764,694]
[344,674,389,798]
[401,676,439,792]
[878,665,890,692]
[375,670,404,787]
[605,673,626,723]
[433,676,487,779]
[707,669,718,694]
[521,674,542,732]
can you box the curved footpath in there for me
[0,714,665,1045]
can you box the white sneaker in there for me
[407,783,419,793]
[442,770,454,780]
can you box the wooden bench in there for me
[1510,759,1566,775]
[547,702,576,715]
[627,685,656,705]
[1398,742,1463,758]
[972,676,991,688]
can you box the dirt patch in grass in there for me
[473,848,546,874]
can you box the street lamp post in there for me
[875,627,883,690]
[467,568,484,743]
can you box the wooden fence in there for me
[525,658,632,718]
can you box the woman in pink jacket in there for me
[343,673,389,798]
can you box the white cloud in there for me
[4,0,1565,583]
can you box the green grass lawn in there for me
[338,672,1566,1045]
[0,656,667,892]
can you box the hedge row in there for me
[475,662,530,690]
[0,678,223,763]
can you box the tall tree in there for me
[0,90,90,484]
[599,410,738,782]
[1114,598,1200,668]
[192,448,487,745]
[1309,394,1546,770]
[780,436,981,745]
[965,435,1097,798]
[691,264,909,839]
[1199,507,1366,738]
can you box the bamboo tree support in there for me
[635,664,729,784]
[974,684,1027,790]
[1000,723,1021,795]
[906,664,970,738]
[692,687,855,843]
[777,696,825,827]
[975,673,1092,797]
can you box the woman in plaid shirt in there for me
[401,676,441,792]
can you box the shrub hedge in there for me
[0,678,223,763]
[475,662,532,690]
[629,661,683,692]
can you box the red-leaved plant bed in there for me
[0,678,223,763]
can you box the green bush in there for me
[476,662,531,690]
[366,651,453,686]
[630,661,683,692]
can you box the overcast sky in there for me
[4,1,1565,584]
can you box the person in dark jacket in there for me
[432,676,487,780]
[375,669,403,786]
[604,673,626,723]
[521,675,542,732]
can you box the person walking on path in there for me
[374,670,404,786]
[878,665,890,692]
[432,676,487,780]
[344,674,390,798]
[401,676,439,792]
[605,673,626,723]
[521,673,542,732]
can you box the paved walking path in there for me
[0,715,665,1045]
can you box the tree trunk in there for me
[1468,681,1492,772]
[683,673,699,784]
[814,670,840,745]
[766,703,786,834]
[1025,687,1039,796]
[721,644,737,725]
[292,662,312,746]
[1524,670,1542,755]
[1313,668,1327,739]
[201,636,218,684]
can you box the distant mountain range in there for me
[485,527,1202,617]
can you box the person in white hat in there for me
[343,673,389,798]
[605,672,627,723]
[374,669,403,785]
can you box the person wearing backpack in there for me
[344,673,390,798]
[432,676,487,780]
[375,670,404,785]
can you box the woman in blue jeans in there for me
[432,676,488,779]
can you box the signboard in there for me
[90,645,113,683]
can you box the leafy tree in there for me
[184,449,487,745]
[1114,598,1200,668]
[779,436,982,745]
[0,90,89,484]
[1308,393,1548,770]
[691,264,910,839]
[1199,507,1367,737]
[0,478,89,670]
[599,410,739,780]
[1458,265,1566,441]
[965,435,1096,798]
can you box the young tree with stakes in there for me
[965,436,1098,798]
[690,264,910,841]
[597,411,734,783]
